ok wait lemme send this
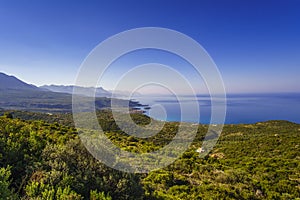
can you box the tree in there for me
[0,166,18,199]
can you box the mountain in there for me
[0,72,140,113]
[40,85,142,98]
[0,72,41,91]
[40,85,111,97]
[0,72,75,112]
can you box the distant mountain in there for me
[40,85,111,97]
[0,72,41,91]
[40,85,142,98]
[0,72,140,113]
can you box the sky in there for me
[0,0,299,94]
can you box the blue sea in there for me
[134,93,300,124]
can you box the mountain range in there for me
[0,72,139,112]
[40,85,111,97]
[40,85,140,98]
[0,72,42,91]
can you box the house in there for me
[196,147,205,153]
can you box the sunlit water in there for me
[133,93,300,124]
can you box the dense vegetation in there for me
[0,111,299,199]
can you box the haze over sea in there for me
[135,93,300,124]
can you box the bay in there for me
[134,93,300,124]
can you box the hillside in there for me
[0,72,141,112]
[0,111,299,199]
[0,72,41,90]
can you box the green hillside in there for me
[0,111,299,199]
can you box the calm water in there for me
[134,93,300,124]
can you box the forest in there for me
[0,110,299,199]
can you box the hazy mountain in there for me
[0,72,140,112]
[0,72,41,91]
[40,85,111,97]
[40,85,142,98]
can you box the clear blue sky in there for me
[0,0,299,93]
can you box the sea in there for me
[133,93,300,124]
